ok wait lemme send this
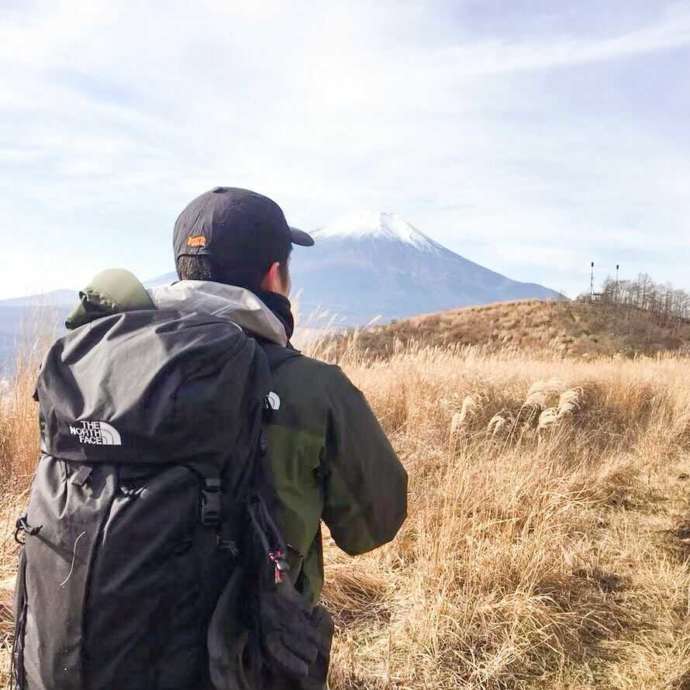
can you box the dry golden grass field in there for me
[2,311,690,688]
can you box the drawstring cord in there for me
[59,531,87,588]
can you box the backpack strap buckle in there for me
[201,478,222,527]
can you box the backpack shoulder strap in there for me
[260,341,302,373]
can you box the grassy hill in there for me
[321,299,690,359]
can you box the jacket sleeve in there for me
[321,367,408,556]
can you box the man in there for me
[66,186,408,688]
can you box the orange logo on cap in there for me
[187,236,207,248]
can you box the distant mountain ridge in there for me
[0,211,561,369]
[0,290,76,308]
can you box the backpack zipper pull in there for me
[268,549,290,584]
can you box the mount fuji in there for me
[290,211,561,324]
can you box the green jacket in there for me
[66,269,408,604]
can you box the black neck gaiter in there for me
[257,291,295,343]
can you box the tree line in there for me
[583,273,690,322]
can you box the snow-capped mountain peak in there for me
[313,211,438,251]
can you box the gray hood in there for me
[148,281,287,347]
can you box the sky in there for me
[0,0,689,300]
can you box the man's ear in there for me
[260,262,283,294]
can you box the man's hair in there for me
[176,251,290,292]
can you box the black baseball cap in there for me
[173,187,314,277]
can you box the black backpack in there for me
[11,309,327,690]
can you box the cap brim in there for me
[289,227,315,247]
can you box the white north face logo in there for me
[69,421,122,446]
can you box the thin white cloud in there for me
[431,3,690,79]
